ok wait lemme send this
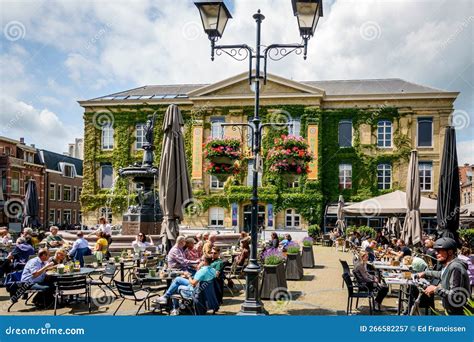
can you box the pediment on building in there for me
[188,72,325,99]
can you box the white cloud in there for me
[0,95,79,152]
[458,140,474,165]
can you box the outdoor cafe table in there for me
[382,274,415,315]
[47,267,96,278]
[371,261,410,271]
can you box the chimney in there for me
[19,137,25,144]
[30,144,35,148]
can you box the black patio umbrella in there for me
[22,179,41,228]
[436,126,461,245]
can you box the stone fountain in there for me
[119,114,163,235]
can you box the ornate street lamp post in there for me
[195,0,323,316]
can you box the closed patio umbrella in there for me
[335,195,346,233]
[159,104,193,252]
[22,179,41,228]
[386,216,402,238]
[436,126,461,245]
[401,150,422,246]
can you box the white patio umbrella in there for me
[335,195,346,233]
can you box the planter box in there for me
[261,263,287,299]
[286,252,303,280]
[301,245,315,268]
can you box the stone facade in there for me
[78,72,458,232]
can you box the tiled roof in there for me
[86,78,449,102]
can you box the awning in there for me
[343,190,437,215]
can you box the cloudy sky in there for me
[0,0,472,162]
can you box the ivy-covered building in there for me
[78,72,458,233]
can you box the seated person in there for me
[353,251,389,311]
[269,232,279,249]
[94,231,109,260]
[21,248,55,307]
[0,237,35,277]
[280,234,292,251]
[0,226,12,245]
[184,237,200,261]
[203,233,217,258]
[375,231,389,246]
[393,239,412,260]
[196,232,209,257]
[45,226,65,248]
[68,231,92,266]
[210,247,224,278]
[154,256,216,315]
[237,231,251,246]
[365,240,377,263]
[235,240,250,267]
[167,236,199,271]
[350,232,361,247]
[49,249,67,265]
[132,233,153,253]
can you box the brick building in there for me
[0,136,45,231]
[459,163,473,205]
[38,149,83,228]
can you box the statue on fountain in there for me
[118,112,162,235]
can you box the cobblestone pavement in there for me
[0,245,439,316]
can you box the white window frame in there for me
[210,175,224,190]
[63,209,72,225]
[339,164,352,189]
[338,120,353,147]
[377,120,392,148]
[56,184,62,201]
[11,171,20,194]
[63,185,72,202]
[48,209,55,225]
[72,210,76,224]
[100,165,113,189]
[60,162,76,178]
[101,123,114,150]
[209,207,225,227]
[417,117,433,148]
[288,119,301,137]
[73,186,77,202]
[135,123,146,149]
[49,183,56,201]
[56,209,61,224]
[100,207,113,223]
[285,209,301,229]
[211,117,225,138]
[419,162,433,192]
[377,163,392,190]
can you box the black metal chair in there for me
[113,280,158,315]
[339,259,354,288]
[342,273,374,315]
[54,274,91,316]
[89,263,119,297]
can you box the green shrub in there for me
[346,225,376,238]
[460,229,474,248]
[307,224,321,238]
[286,242,301,254]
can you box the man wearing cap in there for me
[418,237,471,315]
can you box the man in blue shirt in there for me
[154,256,216,315]
[68,231,91,266]
[21,248,54,289]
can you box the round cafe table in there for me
[47,267,96,278]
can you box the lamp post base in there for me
[237,264,268,316]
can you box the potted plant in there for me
[204,137,241,181]
[285,242,303,280]
[267,135,313,182]
[301,237,315,268]
[260,248,287,299]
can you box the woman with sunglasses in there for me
[132,233,154,253]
